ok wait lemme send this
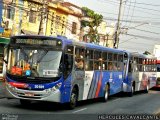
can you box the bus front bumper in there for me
[5,83,61,102]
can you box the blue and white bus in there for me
[4,35,128,109]
[123,53,157,96]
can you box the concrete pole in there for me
[114,0,123,49]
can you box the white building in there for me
[62,2,83,41]
[97,21,115,48]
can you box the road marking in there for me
[72,108,87,113]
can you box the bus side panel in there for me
[87,71,101,99]
[109,72,123,95]
[83,71,94,100]
[85,71,123,98]
[123,73,133,92]
[60,75,72,103]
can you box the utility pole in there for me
[38,0,49,35]
[114,0,123,49]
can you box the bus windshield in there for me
[7,47,62,78]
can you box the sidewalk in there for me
[0,81,5,99]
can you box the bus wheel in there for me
[68,88,78,109]
[128,85,134,97]
[20,99,31,106]
[102,84,109,102]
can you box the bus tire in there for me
[68,88,78,109]
[102,84,109,102]
[128,84,134,97]
[20,99,31,106]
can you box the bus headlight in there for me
[51,82,62,92]
[45,83,62,93]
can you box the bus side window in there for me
[64,46,73,78]
[85,49,93,70]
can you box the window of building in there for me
[72,22,77,34]
[6,6,15,20]
[29,10,36,23]
[55,15,61,29]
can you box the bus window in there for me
[64,53,73,78]
[102,52,107,61]
[75,48,84,69]
[102,52,107,70]
[112,62,117,71]
[118,54,123,62]
[108,62,113,70]
[108,53,113,61]
[66,46,73,55]
[117,62,123,71]
[94,50,102,70]
[85,49,93,71]
[157,64,160,72]
[85,49,93,59]
[113,54,118,61]
[85,60,93,70]
[63,46,74,78]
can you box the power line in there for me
[105,0,160,13]
[125,33,160,41]
[103,17,160,25]
[119,0,160,7]
[133,28,160,35]
[126,0,136,27]
[98,0,160,16]
[97,11,160,20]
[122,0,131,27]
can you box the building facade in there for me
[61,2,83,41]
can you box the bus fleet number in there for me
[34,85,44,89]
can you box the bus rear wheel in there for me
[20,99,31,106]
[68,88,78,109]
[102,84,109,102]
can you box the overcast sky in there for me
[66,0,160,54]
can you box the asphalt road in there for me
[0,88,160,120]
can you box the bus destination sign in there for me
[14,39,62,46]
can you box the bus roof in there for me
[130,52,156,59]
[56,36,125,53]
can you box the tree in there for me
[81,7,103,43]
